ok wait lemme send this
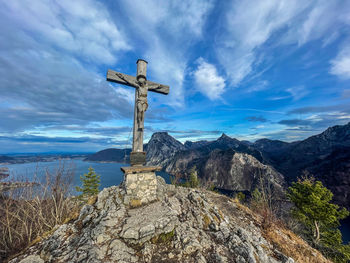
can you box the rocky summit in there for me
[146,132,187,167]
[10,178,329,263]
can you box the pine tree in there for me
[189,166,199,188]
[288,176,350,262]
[76,167,100,199]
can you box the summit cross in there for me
[107,59,170,166]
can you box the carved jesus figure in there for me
[107,59,169,165]
[137,84,148,129]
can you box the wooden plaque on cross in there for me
[106,59,170,166]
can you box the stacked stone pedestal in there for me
[121,166,161,207]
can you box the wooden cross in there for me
[107,59,169,166]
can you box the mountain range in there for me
[86,122,350,210]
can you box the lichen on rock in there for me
[10,177,329,263]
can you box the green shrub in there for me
[189,166,199,188]
[236,192,246,203]
[288,176,350,262]
[76,167,100,200]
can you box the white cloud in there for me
[246,80,269,93]
[216,0,308,85]
[114,87,135,104]
[330,44,350,79]
[286,86,309,101]
[216,0,350,86]
[194,58,225,100]
[0,22,135,132]
[117,0,214,106]
[119,0,213,38]
[297,1,340,45]
[0,0,215,134]
[0,0,130,64]
[144,38,187,107]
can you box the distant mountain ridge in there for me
[145,132,186,167]
[84,148,131,163]
[0,155,14,163]
[146,132,284,196]
[262,122,350,177]
[87,122,350,209]
[258,122,350,209]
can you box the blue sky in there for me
[0,0,350,153]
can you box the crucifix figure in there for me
[107,59,169,166]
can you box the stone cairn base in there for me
[121,166,161,207]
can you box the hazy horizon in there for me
[2,121,349,154]
[1,1,350,153]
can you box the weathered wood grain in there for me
[107,60,170,165]
[107,69,169,94]
[147,81,170,94]
[107,70,138,88]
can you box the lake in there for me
[1,159,349,243]
[0,159,172,193]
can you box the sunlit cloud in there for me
[330,44,350,79]
[193,58,225,100]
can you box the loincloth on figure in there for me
[137,88,148,129]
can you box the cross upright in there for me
[107,59,170,166]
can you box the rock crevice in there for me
[10,178,328,263]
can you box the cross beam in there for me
[107,70,169,95]
[106,59,170,166]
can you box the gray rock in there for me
[19,255,44,263]
[139,224,155,238]
[10,184,327,263]
[122,227,139,240]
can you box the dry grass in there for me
[0,163,79,261]
[263,225,332,263]
[206,190,331,263]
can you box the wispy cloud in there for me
[246,80,269,93]
[42,125,132,136]
[278,119,312,126]
[0,48,134,132]
[330,43,350,79]
[0,1,349,151]
[245,116,268,123]
[193,58,225,100]
[288,104,350,114]
[116,0,214,107]
[296,1,343,45]
[0,0,130,64]
[268,85,309,101]
[0,134,130,153]
[275,112,350,141]
[216,0,308,85]
[215,0,350,86]
[286,86,309,101]
[0,0,138,133]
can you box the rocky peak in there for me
[218,133,232,141]
[203,150,285,193]
[148,132,184,147]
[150,132,170,140]
[292,122,350,153]
[9,178,329,263]
[216,133,240,146]
[313,121,350,145]
[146,132,186,167]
